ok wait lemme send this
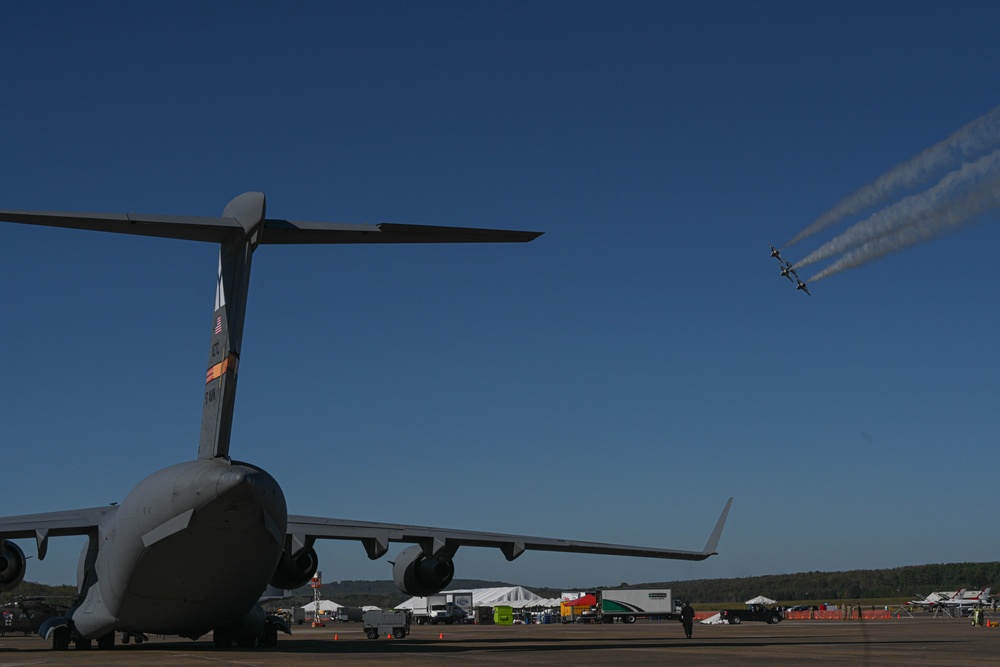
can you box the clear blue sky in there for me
[2,1,998,590]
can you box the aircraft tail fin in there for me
[1,193,542,461]
[198,193,265,460]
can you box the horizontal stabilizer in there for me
[0,210,243,243]
[261,220,542,244]
[0,205,542,245]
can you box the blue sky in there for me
[2,1,999,590]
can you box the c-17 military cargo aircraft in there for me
[0,193,732,650]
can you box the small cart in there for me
[363,609,410,639]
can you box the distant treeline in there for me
[0,581,76,605]
[7,562,999,608]
[647,562,1000,603]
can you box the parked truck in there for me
[336,606,364,622]
[595,588,679,623]
[719,603,783,624]
[426,592,473,625]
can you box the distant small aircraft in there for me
[938,588,992,611]
[779,262,799,282]
[769,243,783,261]
[0,597,69,636]
[907,588,993,614]
[796,279,810,296]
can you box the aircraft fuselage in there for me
[72,459,286,639]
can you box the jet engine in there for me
[392,545,455,597]
[0,540,26,591]
[269,545,319,590]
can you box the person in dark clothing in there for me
[680,602,695,639]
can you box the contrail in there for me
[806,152,1000,282]
[785,103,1000,248]
[794,148,1000,270]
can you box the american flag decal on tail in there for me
[214,316,223,335]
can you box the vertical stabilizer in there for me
[198,193,265,459]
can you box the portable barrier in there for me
[783,610,892,620]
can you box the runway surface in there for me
[2,618,998,665]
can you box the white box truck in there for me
[596,588,677,623]
[427,592,473,624]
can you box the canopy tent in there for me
[301,599,342,613]
[745,596,777,606]
[562,594,597,607]
[398,586,553,611]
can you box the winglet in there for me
[702,498,733,556]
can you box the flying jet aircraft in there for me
[779,261,799,282]
[769,243,783,261]
[0,193,732,651]
[795,278,811,296]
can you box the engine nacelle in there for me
[0,540,26,591]
[269,546,318,590]
[392,545,455,597]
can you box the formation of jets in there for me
[769,244,809,295]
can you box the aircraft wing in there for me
[0,506,117,559]
[288,497,732,562]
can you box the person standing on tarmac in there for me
[680,602,695,639]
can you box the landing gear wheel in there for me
[53,627,70,651]
[213,628,234,648]
[74,637,92,650]
[97,632,115,650]
[262,624,278,647]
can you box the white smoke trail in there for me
[794,149,1000,270]
[786,104,1000,247]
[806,158,1000,282]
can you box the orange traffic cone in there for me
[439,632,444,639]
[334,633,339,640]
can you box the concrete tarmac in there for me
[2,618,998,666]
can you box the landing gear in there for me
[97,632,115,650]
[52,626,70,651]
[213,628,234,648]
[261,624,279,648]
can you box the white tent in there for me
[745,595,777,606]
[301,599,342,613]
[398,586,551,610]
